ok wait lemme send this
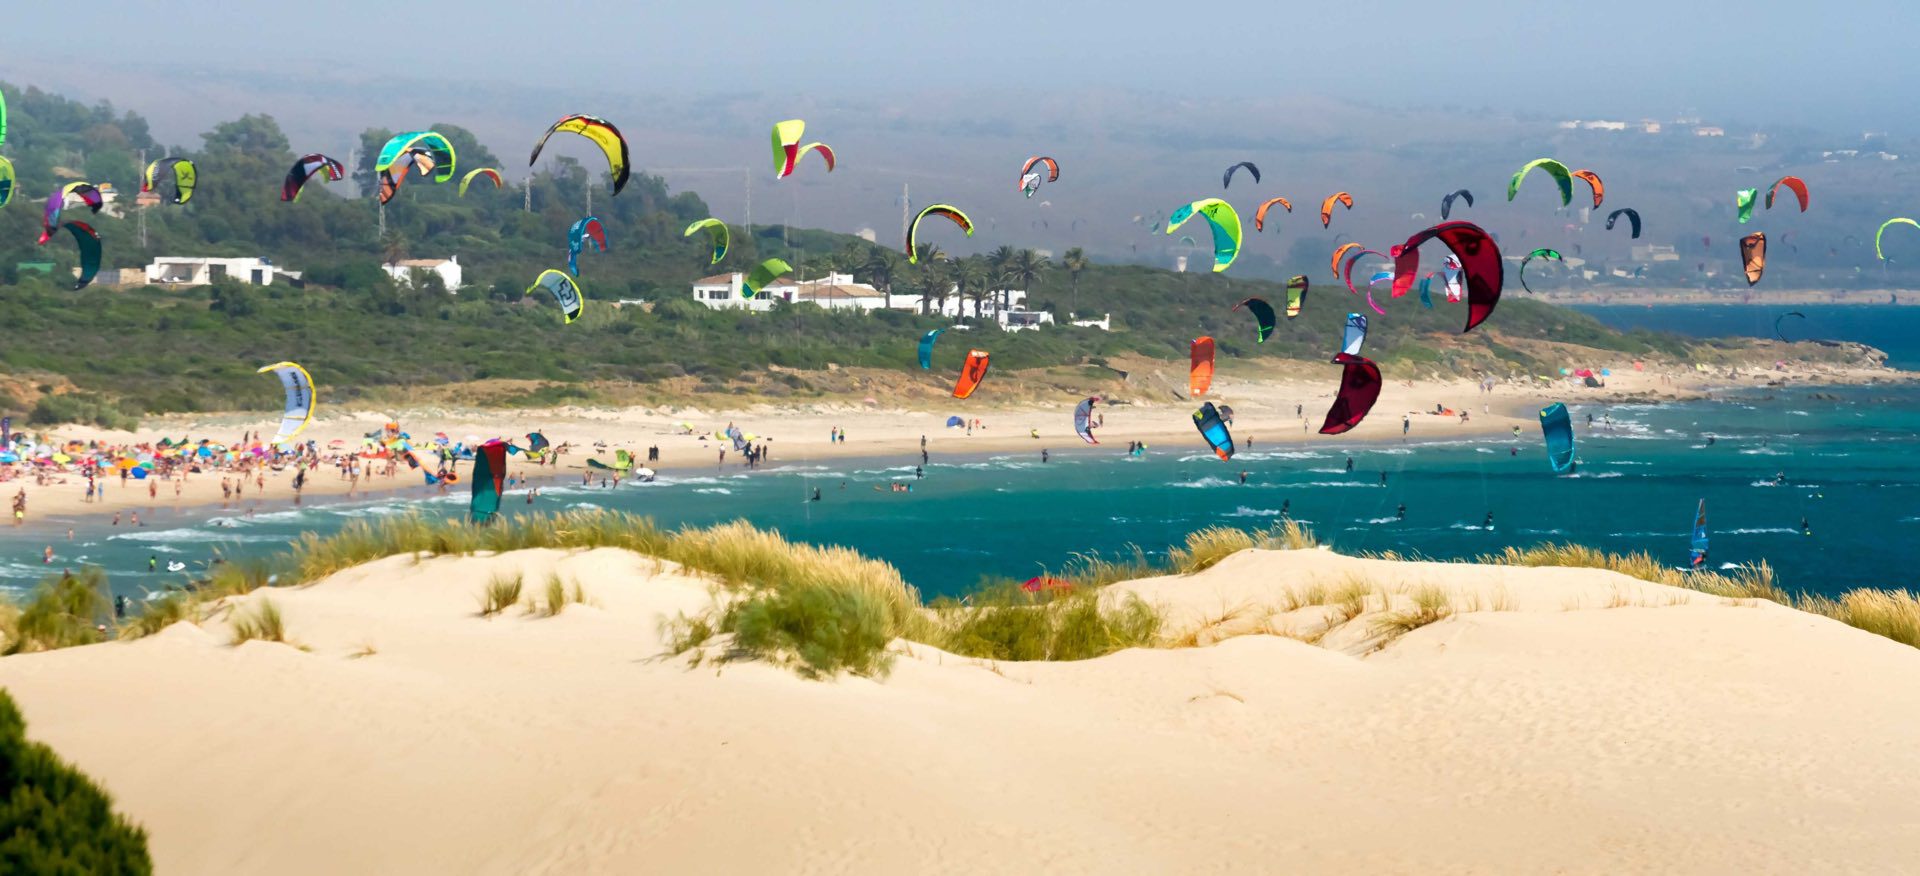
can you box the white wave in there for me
[1226,507,1283,518]
[1725,527,1797,535]
[1739,448,1788,456]
[1171,477,1240,489]
[1362,516,1401,524]
[568,502,604,510]
[693,488,733,495]
[1564,472,1623,479]
[108,529,282,544]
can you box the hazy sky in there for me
[8,0,1917,132]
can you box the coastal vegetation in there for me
[0,85,1805,426]
[0,509,1912,678]
[0,690,152,873]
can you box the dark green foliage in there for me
[0,83,1702,420]
[0,690,152,874]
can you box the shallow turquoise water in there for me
[9,384,1916,601]
[1572,304,1920,367]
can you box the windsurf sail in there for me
[953,349,991,399]
[470,440,509,525]
[1189,337,1215,397]
[1191,402,1234,461]
[1073,397,1100,445]
[1539,402,1575,473]
[1689,499,1709,569]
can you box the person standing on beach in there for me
[921,448,929,465]
[1402,416,1410,437]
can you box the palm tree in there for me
[1006,249,1047,317]
[1062,247,1089,318]
[985,245,1016,316]
[957,258,991,319]
[912,244,947,315]
[838,242,869,277]
[862,248,898,306]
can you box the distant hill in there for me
[0,83,1838,427]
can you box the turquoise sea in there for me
[5,303,1915,603]
[1571,303,1920,368]
[6,380,1916,602]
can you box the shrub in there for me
[722,584,895,678]
[0,690,152,873]
[7,569,109,654]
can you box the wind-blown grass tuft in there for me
[230,599,285,645]
[480,573,523,618]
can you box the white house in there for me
[383,257,463,292]
[145,256,303,287]
[692,271,888,312]
[793,273,889,311]
[691,272,793,312]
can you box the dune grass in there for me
[229,599,285,645]
[6,568,109,654]
[13,511,1920,677]
[1371,586,1456,643]
[480,573,524,618]
[927,583,1162,662]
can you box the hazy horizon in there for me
[7,1,1915,138]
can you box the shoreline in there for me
[3,362,1906,533]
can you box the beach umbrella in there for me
[946,416,965,428]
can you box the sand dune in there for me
[2,547,1917,873]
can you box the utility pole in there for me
[901,183,910,251]
[136,148,148,249]
[585,180,592,215]
[524,178,532,213]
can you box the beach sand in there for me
[9,355,1896,532]
[1,545,1916,873]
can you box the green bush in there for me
[723,585,895,678]
[7,569,109,655]
[0,690,152,873]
